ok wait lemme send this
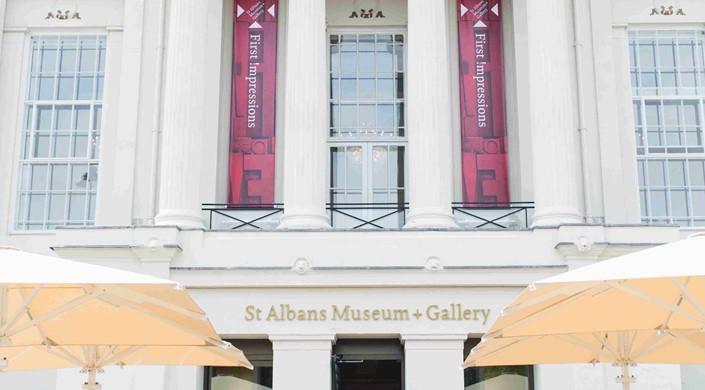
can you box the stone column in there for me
[270,334,334,390]
[402,334,466,390]
[154,0,207,228]
[404,0,458,229]
[527,0,583,226]
[278,0,330,229]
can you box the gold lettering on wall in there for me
[244,304,492,325]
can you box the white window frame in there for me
[629,28,705,227]
[12,33,106,231]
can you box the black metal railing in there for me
[452,202,535,229]
[328,203,408,230]
[203,202,534,231]
[203,203,284,230]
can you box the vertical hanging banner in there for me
[229,0,278,204]
[457,0,509,204]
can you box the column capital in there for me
[269,332,336,350]
[401,333,468,350]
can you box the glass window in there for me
[206,340,272,390]
[328,33,407,229]
[631,30,705,226]
[15,35,105,230]
[464,340,534,390]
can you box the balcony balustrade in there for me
[202,202,534,231]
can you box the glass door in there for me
[329,143,405,229]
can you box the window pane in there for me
[650,190,668,216]
[693,190,705,215]
[79,47,96,72]
[28,194,46,221]
[48,194,66,221]
[50,164,68,190]
[30,164,48,191]
[41,47,57,72]
[77,76,94,100]
[68,194,86,220]
[57,76,75,100]
[689,160,705,186]
[38,76,55,100]
[683,101,699,125]
[59,47,77,72]
[37,106,53,130]
[671,190,688,216]
[55,105,72,130]
[54,132,70,158]
[669,160,686,186]
[659,42,676,68]
[639,41,656,68]
[648,160,666,186]
[71,164,89,190]
[75,105,90,129]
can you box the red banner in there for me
[457,0,509,204]
[229,0,278,204]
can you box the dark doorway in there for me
[333,339,403,390]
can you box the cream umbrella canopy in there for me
[464,233,705,390]
[0,247,251,389]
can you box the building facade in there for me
[1,0,705,389]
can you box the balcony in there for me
[202,202,535,231]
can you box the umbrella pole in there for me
[82,368,102,390]
[616,363,635,390]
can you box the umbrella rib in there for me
[606,281,705,326]
[0,284,43,335]
[670,330,705,357]
[207,345,253,369]
[484,286,608,340]
[627,330,639,359]
[96,345,118,366]
[12,286,52,348]
[557,334,614,361]
[6,346,32,365]
[44,345,88,367]
[102,286,207,321]
[462,337,530,367]
[105,296,228,349]
[671,278,705,319]
[591,332,621,360]
[6,290,106,337]
[98,346,143,367]
[631,330,696,361]
[500,283,593,317]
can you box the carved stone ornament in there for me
[574,236,593,253]
[46,10,82,20]
[425,256,443,272]
[349,0,385,19]
[293,258,310,275]
[650,5,686,16]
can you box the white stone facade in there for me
[0,0,704,389]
